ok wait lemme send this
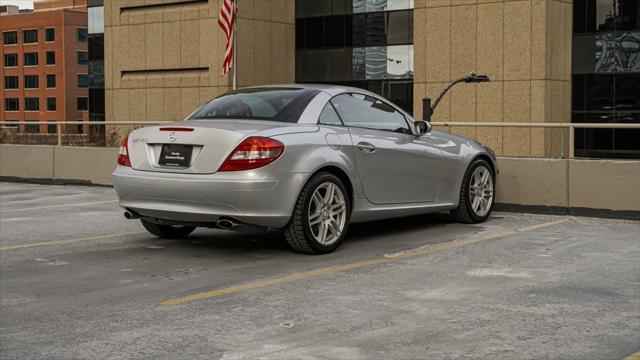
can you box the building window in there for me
[4,76,18,89]
[25,122,39,134]
[296,11,413,49]
[76,28,88,42]
[572,2,639,159]
[24,52,38,66]
[25,97,39,111]
[77,97,89,111]
[77,74,89,88]
[77,51,88,65]
[3,31,18,45]
[47,97,57,111]
[5,98,19,111]
[47,74,56,88]
[47,124,57,134]
[45,28,55,42]
[46,51,56,65]
[295,4,415,113]
[2,123,18,129]
[88,6,105,34]
[23,29,38,44]
[4,53,17,67]
[24,75,39,89]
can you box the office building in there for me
[1,0,89,138]
[104,0,639,158]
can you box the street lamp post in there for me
[423,72,490,122]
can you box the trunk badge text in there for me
[169,132,177,143]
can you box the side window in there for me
[330,93,411,134]
[318,102,342,125]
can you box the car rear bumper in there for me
[112,166,308,228]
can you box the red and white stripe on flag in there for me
[218,0,236,75]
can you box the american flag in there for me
[218,0,236,75]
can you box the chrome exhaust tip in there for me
[123,210,139,220]
[216,219,237,230]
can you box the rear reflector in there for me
[219,136,284,172]
[117,135,131,167]
[159,127,194,132]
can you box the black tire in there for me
[451,158,495,224]
[284,172,351,254]
[140,219,196,239]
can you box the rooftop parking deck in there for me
[0,182,638,359]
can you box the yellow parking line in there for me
[0,200,118,212]
[624,351,640,360]
[0,231,145,252]
[161,217,571,306]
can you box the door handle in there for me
[357,142,376,153]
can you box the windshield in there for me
[189,87,320,123]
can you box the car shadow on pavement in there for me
[166,212,484,254]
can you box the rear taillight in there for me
[219,136,284,172]
[117,135,131,167]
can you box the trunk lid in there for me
[127,120,314,174]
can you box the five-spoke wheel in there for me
[308,182,347,246]
[285,172,351,254]
[451,158,495,223]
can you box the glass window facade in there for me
[572,0,639,159]
[88,1,105,122]
[296,0,414,113]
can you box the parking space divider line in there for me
[161,217,572,306]
[0,231,146,252]
[624,351,640,360]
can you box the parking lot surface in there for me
[0,182,639,360]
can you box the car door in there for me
[330,93,443,204]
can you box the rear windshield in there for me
[189,87,320,123]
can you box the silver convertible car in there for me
[113,84,497,254]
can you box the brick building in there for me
[1,0,89,135]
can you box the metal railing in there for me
[431,122,640,159]
[1,121,639,159]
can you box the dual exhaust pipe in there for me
[123,211,238,230]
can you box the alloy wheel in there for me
[308,182,347,246]
[468,166,494,217]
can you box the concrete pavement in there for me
[0,182,639,359]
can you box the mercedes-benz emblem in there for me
[169,132,177,143]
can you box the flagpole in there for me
[232,0,237,90]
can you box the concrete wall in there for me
[0,144,117,185]
[413,0,572,158]
[2,144,638,214]
[104,0,294,137]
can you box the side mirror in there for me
[414,120,431,135]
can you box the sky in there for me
[0,0,34,9]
